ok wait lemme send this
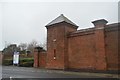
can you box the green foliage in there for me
[19,50,26,54]
[19,61,33,67]
[2,44,20,54]
[3,58,34,67]
[2,59,13,66]
[19,58,34,67]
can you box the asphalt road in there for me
[2,66,119,79]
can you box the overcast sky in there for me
[0,0,119,50]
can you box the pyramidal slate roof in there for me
[45,14,78,28]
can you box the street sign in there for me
[13,52,19,65]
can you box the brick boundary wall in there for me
[34,47,47,68]
[34,15,120,71]
[0,52,2,65]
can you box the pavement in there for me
[34,68,119,78]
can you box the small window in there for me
[53,49,56,60]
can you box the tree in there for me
[38,42,47,50]
[27,40,38,53]
[18,43,27,51]
[3,44,20,54]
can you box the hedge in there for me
[2,59,13,66]
[3,58,34,67]
[19,58,34,67]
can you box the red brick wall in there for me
[46,22,77,69]
[34,49,47,68]
[68,31,96,70]
[67,22,119,71]
[94,28,107,70]
[34,49,39,67]
[0,52,3,65]
[105,25,119,70]
[34,19,119,71]
[67,20,119,71]
[38,52,47,68]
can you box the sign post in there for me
[13,51,19,66]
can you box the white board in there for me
[13,52,19,64]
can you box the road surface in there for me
[2,66,119,79]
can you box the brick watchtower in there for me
[45,14,78,69]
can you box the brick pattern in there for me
[34,49,39,67]
[46,22,77,69]
[38,52,47,68]
[0,52,3,64]
[105,26,119,70]
[68,33,96,70]
[34,19,119,71]
[34,49,47,68]
[94,27,107,70]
